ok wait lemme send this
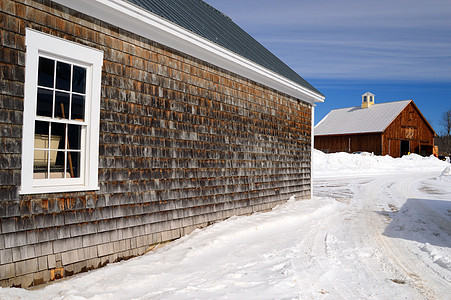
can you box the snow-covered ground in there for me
[1,151,450,299]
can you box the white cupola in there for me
[361,92,375,108]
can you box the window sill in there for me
[19,185,100,195]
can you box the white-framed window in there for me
[20,29,103,194]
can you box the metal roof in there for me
[126,0,322,97]
[314,100,412,136]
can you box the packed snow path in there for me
[1,153,450,299]
[314,173,451,299]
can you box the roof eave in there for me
[315,131,383,136]
[52,0,325,104]
[408,100,437,136]
[380,100,412,133]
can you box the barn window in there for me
[21,29,103,194]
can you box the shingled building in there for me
[0,0,324,287]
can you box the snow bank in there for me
[313,149,450,178]
[420,243,451,270]
[436,166,451,182]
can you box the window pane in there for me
[72,65,86,94]
[56,61,71,91]
[68,124,81,150]
[50,150,65,178]
[67,152,80,178]
[33,150,48,179]
[34,121,50,149]
[71,94,85,121]
[38,57,55,88]
[36,88,53,117]
[55,91,70,119]
[50,122,66,150]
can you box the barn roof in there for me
[126,0,322,97]
[315,100,412,136]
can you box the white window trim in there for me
[20,28,103,194]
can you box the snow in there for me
[313,149,448,177]
[436,166,451,182]
[1,151,450,299]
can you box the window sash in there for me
[33,120,86,181]
[33,55,87,183]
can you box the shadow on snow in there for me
[381,198,451,248]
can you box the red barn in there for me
[314,92,436,157]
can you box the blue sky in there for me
[204,0,451,134]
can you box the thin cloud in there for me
[205,0,451,82]
[209,0,451,29]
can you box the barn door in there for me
[400,140,410,156]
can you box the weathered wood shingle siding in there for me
[0,0,312,287]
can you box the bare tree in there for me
[440,109,451,136]
[439,109,451,155]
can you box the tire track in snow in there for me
[360,174,451,299]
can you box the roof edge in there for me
[381,100,436,136]
[328,99,412,113]
[314,112,329,128]
[380,100,412,133]
[315,131,382,137]
[409,101,437,136]
[52,0,325,104]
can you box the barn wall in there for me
[0,0,312,287]
[382,102,435,157]
[315,133,382,155]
